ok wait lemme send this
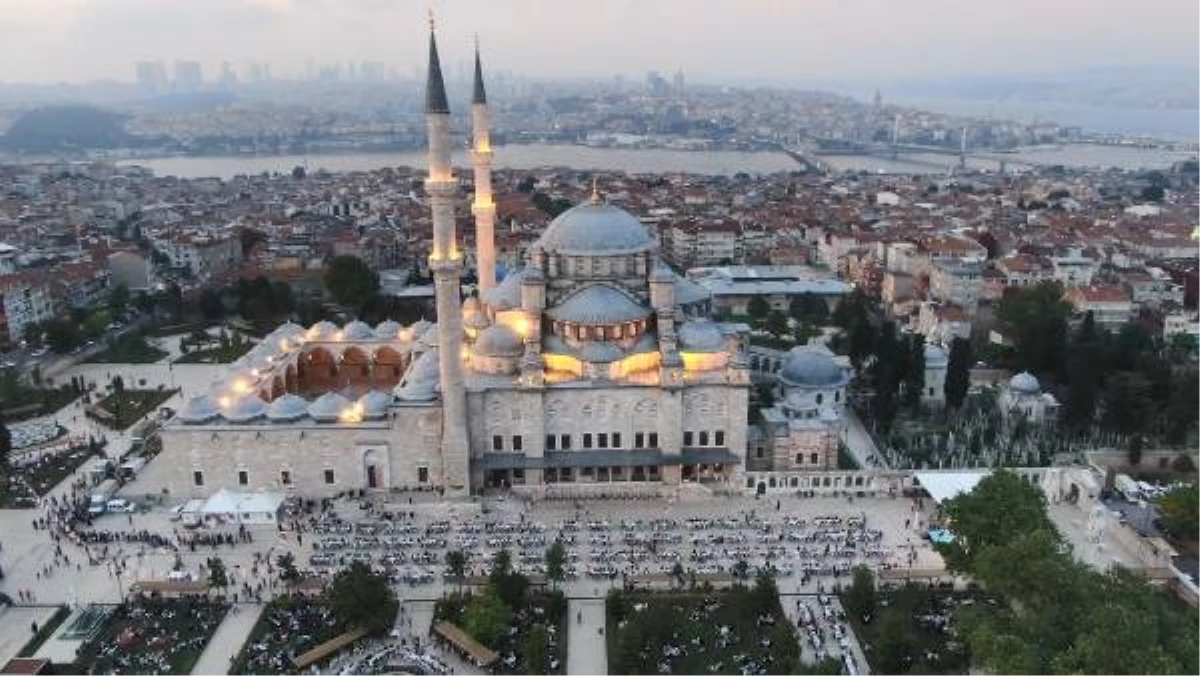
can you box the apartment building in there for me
[928,260,984,314]
[1063,284,1134,329]
[0,274,54,346]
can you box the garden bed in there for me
[230,595,350,675]
[1,443,97,507]
[71,597,229,674]
[606,578,802,675]
[844,585,992,675]
[89,388,178,430]
[434,585,567,674]
[17,605,71,657]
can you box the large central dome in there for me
[534,202,656,256]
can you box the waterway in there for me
[116,145,798,179]
[115,142,1196,180]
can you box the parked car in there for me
[106,498,136,513]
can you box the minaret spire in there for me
[471,35,497,293]
[472,36,487,105]
[425,13,450,115]
[424,15,469,495]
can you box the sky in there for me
[0,0,1196,85]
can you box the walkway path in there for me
[567,598,607,676]
[190,603,264,676]
[843,408,888,469]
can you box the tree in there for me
[0,418,10,469]
[199,288,225,321]
[445,550,467,592]
[843,565,875,622]
[1157,484,1198,541]
[765,309,789,337]
[944,337,972,410]
[489,549,512,580]
[1172,454,1196,474]
[520,624,550,674]
[1126,435,1144,467]
[940,469,1053,572]
[276,552,300,587]
[995,281,1070,380]
[329,561,398,634]
[873,612,915,675]
[107,284,130,316]
[323,255,379,308]
[788,292,828,324]
[902,333,925,409]
[1102,373,1152,436]
[206,557,228,596]
[747,296,770,326]
[544,541,566,590]
[463,584,510,646]
[670,561,685,588]
[43,318,82,354]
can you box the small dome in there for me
[1009,372,1041,394]
[178,395,220,424]
[358,390,393,419]
[394,349,440,401]
[374,320,403,340]
[277,321,305,337]
[778,347,847,388]
[462,296,482,317]
[480,269,524,310]
[267,394,310,422]
[475,324,523,357]
[580,341,623,363]
[547,285,651,324]
[308,320,338,341]
[534,202,655,256]
[408,319,433,337]
[343,320,374,341]
[222,395,267,423]
[677,319,725,353]
[308,392,352,422]
[924,344,948,366]
[414,323,440,350]
[650,260,674,282]
[464,308,491,332]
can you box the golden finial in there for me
[428,8,436,32]
[589,177,600,204]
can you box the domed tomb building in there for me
[148,27,749,499]
[748,346,850,477]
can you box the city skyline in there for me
[1,0,1197,85]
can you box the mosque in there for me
[147,26,754,499]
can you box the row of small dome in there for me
[177,390,397,425]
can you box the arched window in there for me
[816,393,824,405]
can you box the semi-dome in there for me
[924,344,948,366]
[474,324,523,357]
[358,390,393,419]
[178,395,220,424]
[374,320,403,340]
[343,320,375,341]
[267,394,310,422]
[1009,372,1041,394]
[308,392,352,422]
[222,395,267,423]
[534,202,655,256]
[394,349,440,401]
[778,347,847,388]
[580,341,623,363]
[547,285,651,325]
[678,319,725,352]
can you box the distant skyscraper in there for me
[218,61,239,89]
[173,60,203,92]
[673,69,685,95]
[135,60,168,96]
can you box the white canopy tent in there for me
[912,471,991,504]
[201,489,285,525]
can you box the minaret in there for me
[470,38,497,293]
[424,16,470,495]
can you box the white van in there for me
[106,498,136,513]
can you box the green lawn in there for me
[606,579,831,675]
[90,388,178,430]
[72,597,229,674]
[844,586,990,675]
[174,342,254,364]
[18,605,71,657]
